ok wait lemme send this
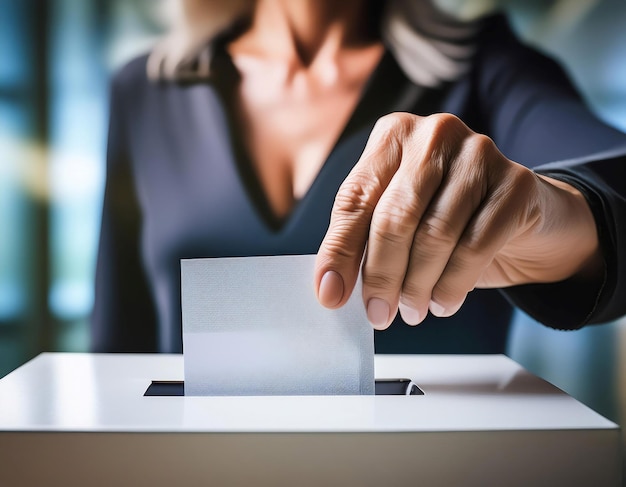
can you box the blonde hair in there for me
[147,0,491,87]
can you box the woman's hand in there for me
[314,112,601,329]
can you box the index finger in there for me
[314,113,414,309]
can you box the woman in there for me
[92,0,626,354]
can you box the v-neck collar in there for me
[209,43,447,233]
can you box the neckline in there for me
[210,44,426,233]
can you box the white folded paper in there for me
[181,254,374,395]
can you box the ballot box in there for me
[0,353,619,486]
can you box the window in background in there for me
[0,0,168,377]
[507,0,626,131]
[48,0,109,349]
[0,0,43,375]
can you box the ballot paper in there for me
[181,254,374,395]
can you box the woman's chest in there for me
[234,80,366,219]
[126,86,371,266]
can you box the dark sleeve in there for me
[472,16,626,328]
[90,64,158,352]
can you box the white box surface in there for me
[0,353,620,486]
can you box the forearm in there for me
[489,173,603,286]
[501,155,626,328]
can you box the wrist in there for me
[536,174,602,281]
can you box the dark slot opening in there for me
[144,379,424,396]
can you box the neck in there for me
[249,0,375,66]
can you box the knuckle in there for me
[363,269,400,291]
[367,113,416,162]
[509,168,541,224]
[510,164,537,193]
[320,226,364,261]
[426,113,463,134]
[423,114,468,147]
[468,133,497,160]
[333,172,378,217]
[373,112,416,140]
[401,280,428,303]
[492,164,537,218]
[324,173,379,263]
[416,214,458,250]
[432,281,464,308]
[418,114,467,172]
[442,251,477,279]
[434,250,483,301]
[456,134,498,186]
[370,221,408,247]
[457,234,488,259]
[369,191,421,246]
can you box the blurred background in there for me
[1,0,625,440]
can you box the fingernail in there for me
[399,302,422,325]
[429,300,447,317]
[319,271,344,308]
[367,298,390,328]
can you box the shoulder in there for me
[109,51,221,114]
[473,14,568,75]
[108,52,196,125]
[470,14,577,99]
[473,14,539,59]
[110,53,152,101]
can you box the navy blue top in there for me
[92,15,626,354]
